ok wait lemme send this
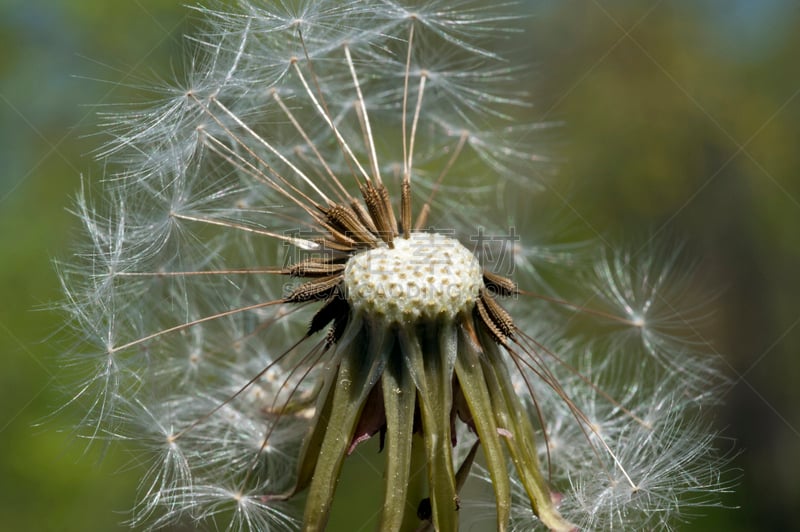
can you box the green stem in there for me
[379,342,418,531]
[481,336,575,532]
[454,329,511,531]
[400,323,459,532]
[302,321,388,531]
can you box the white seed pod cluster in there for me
[344,233,482,322]
[59,0,732,530]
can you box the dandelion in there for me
[60,0,731,530]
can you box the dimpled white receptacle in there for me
[344,232,483,324]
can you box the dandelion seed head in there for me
[344,232,481,323]
[58,0,732,529]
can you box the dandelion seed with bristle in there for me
[59,1,732,530]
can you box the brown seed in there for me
[286,275,343,303]
[483,270,519,297]
[323,204,376,245]
[475,289,515,343]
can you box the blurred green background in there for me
[1,0,798,530]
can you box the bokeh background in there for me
[1,0,798,530]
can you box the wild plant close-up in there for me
[57,1,734,530]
